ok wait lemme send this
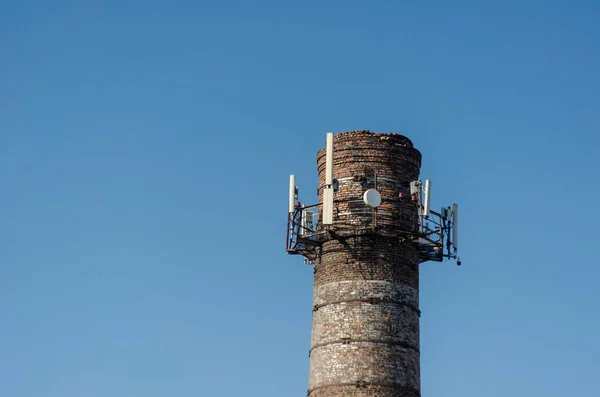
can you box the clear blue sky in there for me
[2,1,599,396]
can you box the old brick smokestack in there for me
[309,131,422,397]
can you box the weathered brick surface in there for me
[316,131,421,235]
[308,131,422,397]
[311,281,419,348]
[313,281,418,307]
[315,238,419,289]
[309,344,420,388]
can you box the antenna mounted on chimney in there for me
[322,132,335,225]
[285,131,461,266]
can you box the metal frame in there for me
[286,203,323,262]
[286,180,459,264]
[412,207,456,263]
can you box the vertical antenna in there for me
[300,204,307,235]
[323,133,334,225]
[289,175,296,213]
[410,181,421,195]
[423,179,431,217]
[323,188,333,225]
[325,133,334,185]
[452,203,459,250]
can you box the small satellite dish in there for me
[363,189,382,208]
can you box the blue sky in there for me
[1,1,599,396]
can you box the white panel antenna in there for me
[289,175,296,213]
[323,187,334,225]
[300,205,307,235]
[303,209,314,230]
[323,133,335,225]
[301,209,315,236]
[423,180,431,217]
[410,181,420,195]
[325,132,334,185]
[452,203,459,250]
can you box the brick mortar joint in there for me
[312,298,420,315]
